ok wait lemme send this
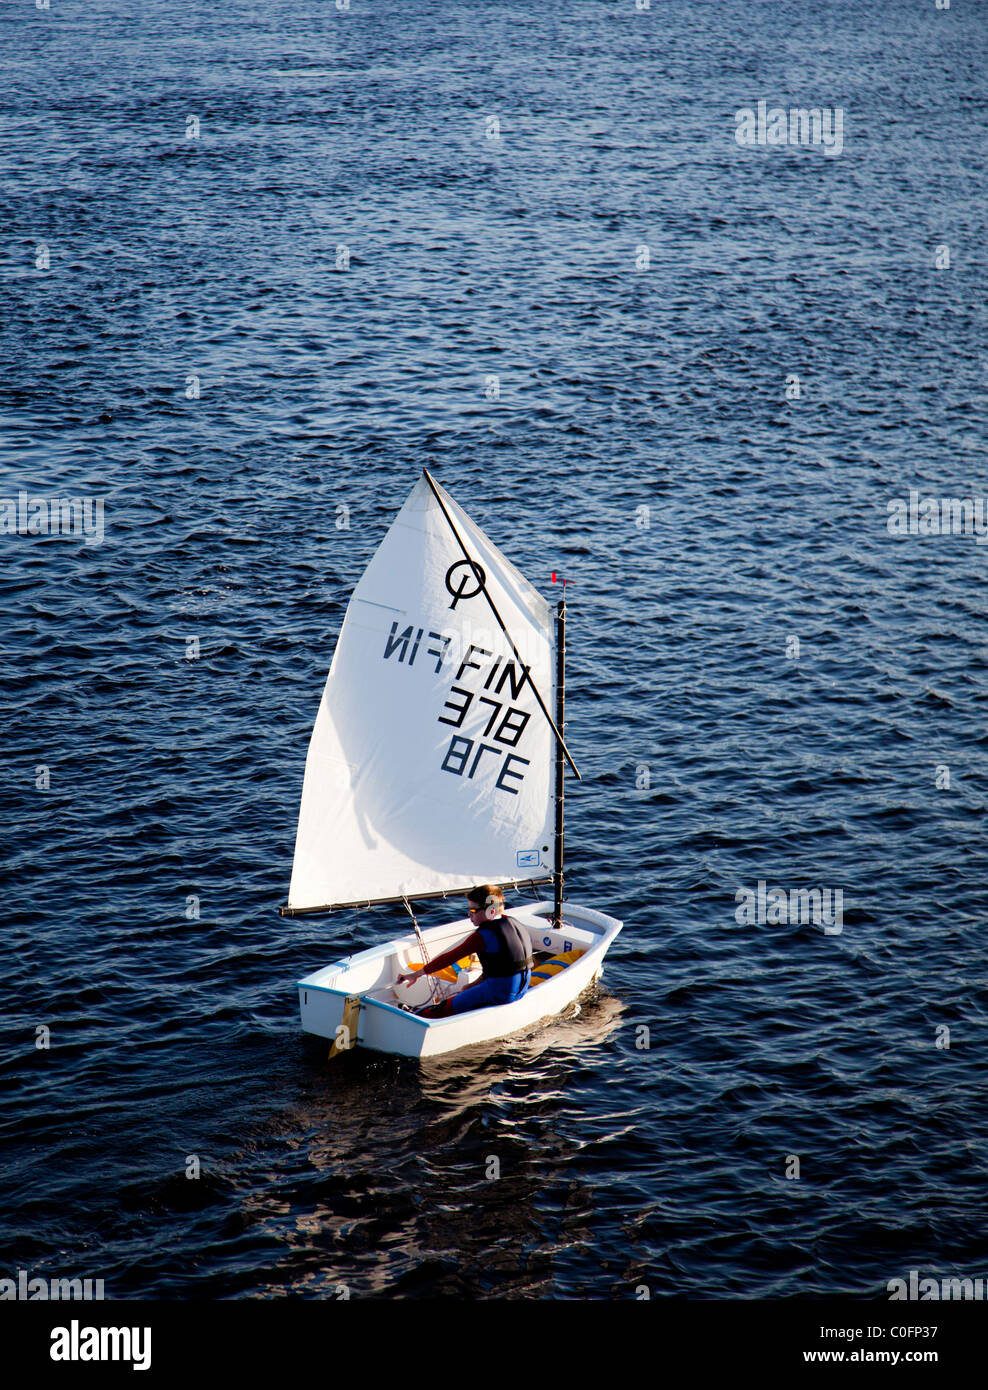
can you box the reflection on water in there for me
[240,990,629,1297]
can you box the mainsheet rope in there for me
[401,897,442,1008]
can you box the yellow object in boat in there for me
[407,955,475,984]
[529,949,585,987]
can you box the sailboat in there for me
[282,469,622,1059]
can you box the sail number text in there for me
[384,623,536,795]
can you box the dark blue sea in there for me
[2,0,987,1302]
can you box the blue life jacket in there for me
[476,915,533,979]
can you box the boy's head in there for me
[466,885,505,920]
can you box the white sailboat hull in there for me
[297,900,622,1059]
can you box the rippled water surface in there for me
[2,0,988,1298]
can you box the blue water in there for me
[2,0,988,1298]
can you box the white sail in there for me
[287,473,557,911]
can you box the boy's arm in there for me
[423,930,485,974]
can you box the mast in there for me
[553,595,565,930]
